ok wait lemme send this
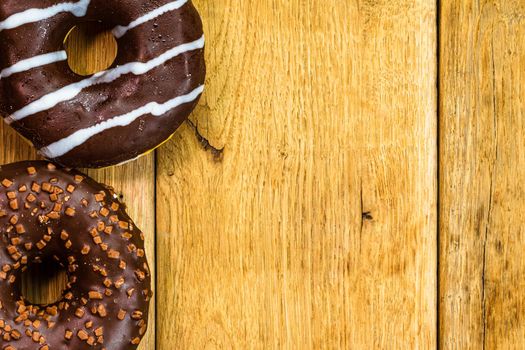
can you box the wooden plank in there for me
[85,160,156,350]
[157,0,437,348]
[439,1,525,348]
[1,27,156,349]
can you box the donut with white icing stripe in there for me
[0,0,206,168]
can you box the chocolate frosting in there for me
[0,0,206,168]
[0,161,151,349]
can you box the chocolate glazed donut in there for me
[0,0,206,168]
[0,161,151,349]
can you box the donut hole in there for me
[21,259,68,306]
[64,22,118,76]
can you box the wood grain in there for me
[1,28,155,349]
[439,1,525,348]
[157,1,437,349]
[11,0,525,348]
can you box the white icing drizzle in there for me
[115,154,143,167]
[0,51,67,80]
[0,0,91,32]
[5,35,205,124]
[40,85,204,158]
[112,0,188,39]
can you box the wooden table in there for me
[4,0,525,348]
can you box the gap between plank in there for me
[436,0,441,349]
[154,149,159,350]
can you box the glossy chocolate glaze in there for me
[0,0,206,168]
[0,161,151,349]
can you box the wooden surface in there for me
[439,1,525,349]
[3,0,525,349]
[157,0,437,349]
